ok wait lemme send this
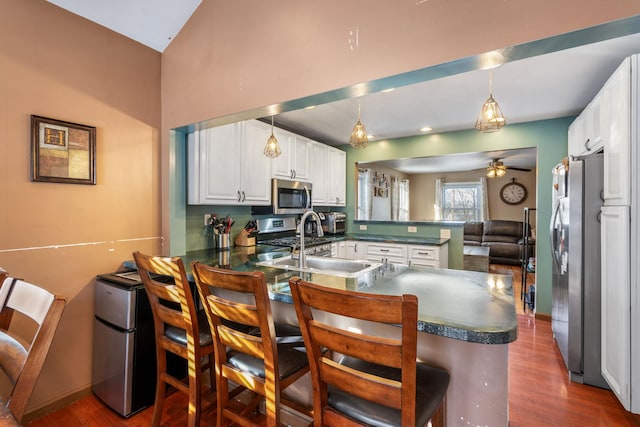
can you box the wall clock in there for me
[500,178,528,205]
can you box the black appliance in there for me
[92,271,185,417]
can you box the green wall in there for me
[343,117,572,315]
[171,117,571,315]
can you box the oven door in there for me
[273,179,312,214]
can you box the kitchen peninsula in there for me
[128,245,517,426]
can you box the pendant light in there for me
[263,116,281,158]
[475,69,506,132]
[349,102,369,149]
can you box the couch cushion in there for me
[483,220,523,239]
[463,221,484,244]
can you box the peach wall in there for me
[0,0,161,414]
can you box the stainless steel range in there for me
[256,217,332,256]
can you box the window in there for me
[441,181,484,221]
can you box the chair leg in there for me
[187,355,202,427]
[151,378,166,427]
[430,396,446,427]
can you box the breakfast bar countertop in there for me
[161,246,517,345]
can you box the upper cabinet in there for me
[327,147,346,206]
[568,93,603,157]
[602,56,631,206]
[188,120,347,207]
[310,142,346,207]
[187,121,272,205]
[272,129,311,182]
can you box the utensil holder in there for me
[216,233,230,250]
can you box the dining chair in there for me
[289,277,450,427]
[0,275,66,425]
[132,252,215,427]
[190,262,311,427]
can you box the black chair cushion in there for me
[226,343,308,380]
[327,356,450,427]
[165,310,213,347]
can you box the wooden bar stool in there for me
[190,262,310,427]
[132,252,215,427]
[0,275,66,425]
[289,277,450,427]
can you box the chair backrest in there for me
[190,262,279,398]
[0,276,66,423]
[289,277,419,426]
[132,252,201,357]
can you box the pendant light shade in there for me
[263,116,281,158]
[475,70,506,133]
[349,102,369,149]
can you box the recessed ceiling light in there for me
[304,105,316,110]
[420,127,433,132]
[381,88,395,93]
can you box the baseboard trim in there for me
[535,312,551,322]
[23,386,93,424]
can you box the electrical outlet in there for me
[440,229,451,239]
[204,214,212,226]
[359,224,367,231]
[408,226,417,233]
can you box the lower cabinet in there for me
[365,242,407,264]
[407,244,449,268]
[333,240,449,268]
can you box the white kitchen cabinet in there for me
[187,120,271,205]
[568,94,604,157]
[327,147,346,206]
[407,243,449,268]
[345,240,365,260]
[331,241,346,258]
[602,56,631,206]
[601,205,631,408]
[365,242,407,264]
[272,130,311,182]
[311,142,329,205]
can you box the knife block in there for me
[234,229,256,247]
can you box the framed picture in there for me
[31,115,96,185]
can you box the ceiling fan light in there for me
[486,166,497,178]
[496,167,506,177]
[264,116,282,158]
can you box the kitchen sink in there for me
[256,255,382,278]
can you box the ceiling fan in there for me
[485,158,531,178]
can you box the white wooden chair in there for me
[0,275,66,425]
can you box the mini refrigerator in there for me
[92,272,157,417]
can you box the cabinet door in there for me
[197,125,242,204]
[311,142,328,205]
[601,206,631,409]
[345,240,364,259]
[241,121,272,205]
[327,147,346,206]
[567,115,585,157]
[584,94,604,154]
[292,136,311,181]
[272,128,294,179]
[603,57,631,205]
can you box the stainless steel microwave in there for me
[252,179,312,215]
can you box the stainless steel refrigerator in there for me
[550,152,608,388]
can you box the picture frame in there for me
[31,115,96,185]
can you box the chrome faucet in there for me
[299,210,324,269]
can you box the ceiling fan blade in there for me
[506,166,532,172]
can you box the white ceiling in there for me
[47,2,640,173]
[47,0,201,52]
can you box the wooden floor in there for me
[27,265,640,427]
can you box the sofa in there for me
[464,220,535,266]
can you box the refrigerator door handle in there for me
[549,201,562,273]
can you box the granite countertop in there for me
[133,245,517,345]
